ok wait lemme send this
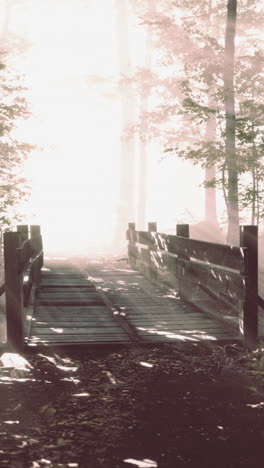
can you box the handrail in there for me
[127,222,258,348]
[17,235,43,273]
[4,225,43,350]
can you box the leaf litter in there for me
[1,342,264,467]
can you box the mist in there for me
[0,0,263,256]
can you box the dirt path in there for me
[1,343,264,468]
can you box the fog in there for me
[0,0,263,255]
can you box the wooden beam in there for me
[30,226,43,282]
[4,231,24,350]
[178,258,245,299]
[17,225,29,243]
[126,230,245,272]
[148,222,157,232]
[240,225,258,348]
[176,224,189,238]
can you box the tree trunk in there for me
[115,0,136,244]
[137,12,152,230]
[224,0,239,244]
[205,92,217,225]
[205,0,217,226]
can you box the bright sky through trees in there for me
[2,0,250,253]
[12,0,124,253]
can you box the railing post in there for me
[148,222,157,233]
[30,225,43,284]
[176,224,190,298]
[176,224,189,238]
[4,231,24,350]
[17,225,29,243]
[148,222,157,280]
[240,225,258,349]
[127,223,136,269]
[128,222,136,231]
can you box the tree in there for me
[0,57,33,232]
[224,0,238,243]
[128,0,264,242]
[205,0,217,225]
[115,0,136,244]
[0,1,35,236]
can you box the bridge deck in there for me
[26,261,239,347]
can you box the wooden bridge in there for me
[0,222,262,351]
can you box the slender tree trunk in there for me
[115,0,136,244]
[205,0,218,226]
[205,92,217,224]
[137,14,152,230]
[224,0,239,244]
[251,166,256,225]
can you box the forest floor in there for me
[1,342,264,468]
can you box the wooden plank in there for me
[129,248,245,299]
[31,326,126,335]
[177,258,245,299]
[137,330,234,337]
[33,315,109,320]
[34,315,109,320]
[36,300,105,306]
[240,225,258,348]
[28,334,131,342]
[127,310,204,316]
[38,290,98,296]
[34,318,113,324]
[127,229,245,271]
[41,273,85,277]
[34,309,109,315]
[35,306,107,312]
[40,284,91,288]
[4,231,24,349]
[37,295,99,301]
[129,316,209,323]
[129,320,224,328]
[32,321,122,327]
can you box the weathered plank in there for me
[177,258,245,299]
[27,260,240,347]
[36,299,105,306]
[28,334,131,342]
[31,326,127,335]
[127,229,245,271]
[4,231,24,349]
[32,321,122,327]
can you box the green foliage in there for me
[129,0,264,226]
[0,58,34,231]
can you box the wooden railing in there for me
[127,222,258,348]
[2,224,43,350]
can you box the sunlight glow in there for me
[61,377,80,385]
[246,402,264,408]
[124,459,157,468]
[0,353,32,371]
[3,421,19,425]
[139,362,153,368]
